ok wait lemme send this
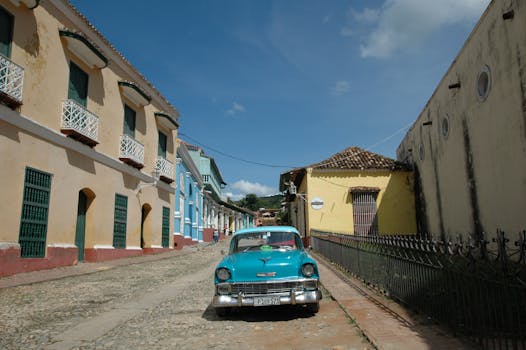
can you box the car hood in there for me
[218,250,315,282]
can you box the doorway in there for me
[75,191,87,261]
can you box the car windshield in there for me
[232,231,300,253]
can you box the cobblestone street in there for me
[0,240,371,350]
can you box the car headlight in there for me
[301,263,315,277]
[216,268,231,281]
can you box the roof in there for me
[279,146,409,192]
[233,226,300,236]
[311,146,406,171]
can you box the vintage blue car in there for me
[212,226,322,316]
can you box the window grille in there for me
[352,191,378,236]
[19,167,52,258]
[113,194,128,248]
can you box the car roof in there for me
[233,226,300,237]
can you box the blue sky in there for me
[70,0,490,200]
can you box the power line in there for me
[179,132,296,168]
[179,121,413,171]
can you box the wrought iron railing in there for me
[119,134,144,167]
[311,229,526,350]
[61,99,99,144]
[155,156,175,181]
[0,53,24,104]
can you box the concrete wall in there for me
[397,0,526,242]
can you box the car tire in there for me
[215,307,231,317]
[306,302,320,314]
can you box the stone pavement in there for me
[0,243,472,350]
[313,252,473,350]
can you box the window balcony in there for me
[155,156,175,184]
[119,134,144,169]
[61,99,99,147]
[0,53,24,108]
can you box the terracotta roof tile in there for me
[311,146,406,170]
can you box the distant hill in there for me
[235,194,283,211]
[256,195,283,210]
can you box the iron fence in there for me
[311,230,526,350]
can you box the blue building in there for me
[174,142,204,244]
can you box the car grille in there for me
[231,281,305,295]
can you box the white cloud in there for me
[224,192,245,201]
[230,180,277,197]
[322,14,332,24]
[331,80,350,96]
[353,0,490,58]
[226,101,246,116]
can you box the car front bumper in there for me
[212,289,322,308]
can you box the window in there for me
[19,167,52,258]
[161,206,170,248]
[158,131,167,158]
[0,6,13,58]
[123,104,136,137]
[352,191,378,236]
[68,61,88,107]
[113,194,128,248]
[441,114,450,138]
[477,65,491,101]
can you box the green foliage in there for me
[236,194,283,211]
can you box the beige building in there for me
[397,0,526,242]
[0,0,179,276]
[280,147,416,240]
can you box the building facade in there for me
[173,141,203,248]
[280,147,416,240]
[183,142,255,240]
[0,0,178,276]
[397,0,526,242]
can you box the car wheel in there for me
[306,302,319,314]
[215,307,231,317]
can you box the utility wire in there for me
[179,132,296,168]
[179,121,413,171]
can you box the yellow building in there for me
[280,147,416,239]
[397,0,526,243]
[0,0,179,276]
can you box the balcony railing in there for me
[155,156,175,183]
[61,99,99,147]
[119,134,144,169]
[0,53,24,107]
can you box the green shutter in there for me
[158,131,167,157]
[162,206,170,248]
[19,167,52,258]
[75,191,87,261]
[0,6,13,58]
[68,62,88,107]
[123,105,136,137]
[113,194,128,248]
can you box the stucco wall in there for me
[0,0,178,270]
[305,169,416,235]
[397,0,526,241]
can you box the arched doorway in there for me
[141,204,152,248]
[75,189,95,262]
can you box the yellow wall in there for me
[303,168,416,235]
[0,0,178,250]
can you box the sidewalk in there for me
[0,244,204,289]
[313,252,473,350]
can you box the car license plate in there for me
[254,296,280,306]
